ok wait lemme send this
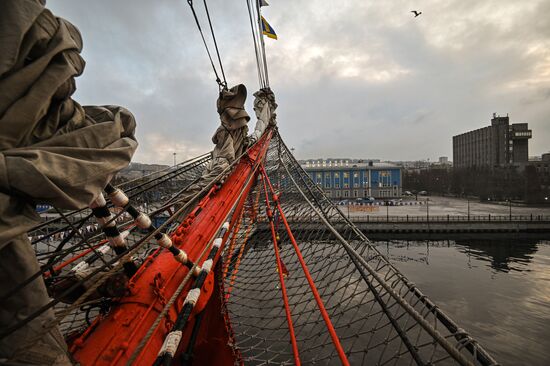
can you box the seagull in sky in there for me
[411,10,422,17]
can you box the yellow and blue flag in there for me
[261,16,277,40]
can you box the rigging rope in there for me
[187,0,227,89]
[260,165,350,366]
[246,0,269,88]
[255,0,270,87]
[259,174,301,366]
[201,0,227,86]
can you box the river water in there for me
[372,238,550,366]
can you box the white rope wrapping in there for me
[71,261,88,275]
[98,244,111,255]
[90,193,106,209]
[157,234,172,249]
[192,266,201,276]
[109,189,129,207]
[212,238,222,248]
[97,213,115,227]
[135,213,152,229]
[157,330,182,357]
[222,221,230,230]
[108,234,126,247]
[201,259,213,273]
[174,250,188,264]
[184,288,201,306]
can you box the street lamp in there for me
[467,198,470,221]
[508,199,512,221]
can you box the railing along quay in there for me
[277,214,550,234]
[346,214,550,223]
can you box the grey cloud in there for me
[47,0,550,164]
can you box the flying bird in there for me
[411,10,422,17]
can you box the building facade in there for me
[453,114,532,169]
[302,160,402,199]
[530,153,550,194]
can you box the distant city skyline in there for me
[47,1,550,165]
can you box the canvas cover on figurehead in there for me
[0,1,137,364]
[178,84,275,205]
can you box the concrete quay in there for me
[345,218,550,233]
[328,196,550,233]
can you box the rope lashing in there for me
[187,0,227,89]
[89,193,137,276]
[153,222,230,366]
[70,242,117,280]
[103,184,199,274]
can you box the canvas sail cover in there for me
[0,0,138,249]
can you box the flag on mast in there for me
[261,16,277,39]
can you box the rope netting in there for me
[220,132,499,366]
[6,130,500,366]
[6,153,212,339]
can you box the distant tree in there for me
[524,165,542,203]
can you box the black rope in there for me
[246,0,265,88]
[255,0,270,87]
[187,0,225,89]
[202,0,227,87]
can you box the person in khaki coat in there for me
[0,1,137,364]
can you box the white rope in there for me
[184,288,201,306]
[97,213,115,227]
[90,193,106,208]
[174,250,188,264]
[109,189,129,207]
[157,330,182,357]
[201,259,213,273]
[156,234,173,249]
[212,237,222,248]
[135,213,152,229]
[107,234,126,248]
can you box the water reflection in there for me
[374,239,550,366]
[377,238,541,272]
[455,239,538,272]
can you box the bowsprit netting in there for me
[221,131,498,366]
[8,130,500,366]
[5,153,212,338]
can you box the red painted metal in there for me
[71,132,272,365]
[260,166,351,366]
[259,174,301,366]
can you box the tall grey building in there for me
[453,114,531,168]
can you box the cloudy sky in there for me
[48,0,550,165]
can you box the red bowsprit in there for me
[70,132,272,366]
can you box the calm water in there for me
[373,238,550,366]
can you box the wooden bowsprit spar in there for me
[70,131,273,365]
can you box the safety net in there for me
[3,153,211,339]
[3,132,499,366]
[220,132,498,365]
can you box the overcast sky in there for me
[47,0,550,165]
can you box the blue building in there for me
[302,159,402,199]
